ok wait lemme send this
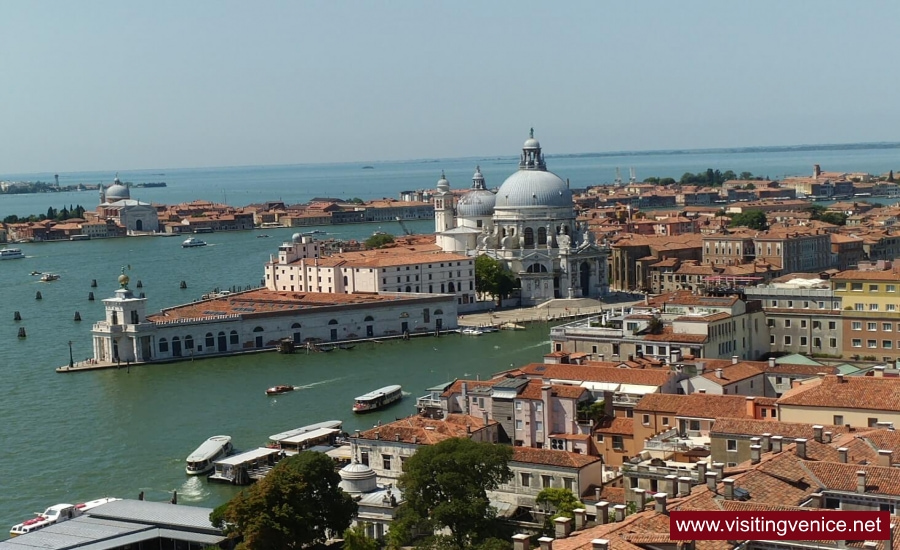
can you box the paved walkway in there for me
[459,294,645,328]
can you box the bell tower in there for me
[433,171,455,248]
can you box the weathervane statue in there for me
[118,266,130,289]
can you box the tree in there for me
[365,233,395,249]
[805,204,827,220]
[211,451,357,549]
[397,437,513,549]
[728,210,768,231]
[819,212,848,226]
[536,488,586,531]
[343,524,379,550]
[739,171,754,180]
[743,183,756,190]
[474,255,517,307]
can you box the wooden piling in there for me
[13,311,21,321]
[17,327,26,338]
[35,291,42,300]
[88,292,95,301]
[74,311,81,321]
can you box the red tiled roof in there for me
[636,393,757,419]
[516,363,675,386]
[355,414,494,445]
[777,375,900,412]
[804,461,900,496]
[511,447,601,469]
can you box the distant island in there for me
[134,182,167,188]
[361,165,375,169]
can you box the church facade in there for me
[97,176,160,233]
[434,131,609,305]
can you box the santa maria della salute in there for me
[434,130,609,304]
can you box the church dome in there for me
[496,169,572,208]
[105,176,130,202]
[495,130,572,209]
[339,461,377,494]
[457,166,496,217]
[436,171,450,193]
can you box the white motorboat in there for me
[9,497,120,537]
[182,237,207,248]
[40,273,60,282]
[352,384,402,413]
[185,435,234,475]
[461,327,484,336]
[0,247,25,260]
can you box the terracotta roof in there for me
[710,418,850,439]
[636,393,757,419]
[354,414,494,445]
[699,363,763,385]
[594,417,635,435]
[675,312,732,322]
[511,447,601,469]
[641,327,708,343]
[516,363,675,387]
[440,376,587,400]
[803,461,900,496]
[777,375,900,412]
[833,268,900,281]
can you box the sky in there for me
[2,1,899,174]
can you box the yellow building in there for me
[833,261,900,361]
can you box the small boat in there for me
[338,344,355,350]
[185,435,234,475]
[353,384,403,413]
[318,345,334,352]
[461,327,484,336]
[0,247,25,260]
[9,498,120,537]
[30,271,41,276]
[182,237,207,248]
[500,322,526,331]
[40,273,60,282]
[266,385,295,396]
[257,234,271,238]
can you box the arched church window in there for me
[538,227,547,246]
[524,227,534,248]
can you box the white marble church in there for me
[434,131,608,304]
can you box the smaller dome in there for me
[105,177,130,202]
[436,170,450,192]
[292,233,303,243]
[457,189,496,217]
[339,461,377,494]
[524,137,541,149]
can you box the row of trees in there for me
[728,204,848,232]
[3,204,88,224]
[212,438,586,549]
[643,169,763,187]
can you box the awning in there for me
[577,381,621,392]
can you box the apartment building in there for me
[833,261,900,361]
[777,373,900,428]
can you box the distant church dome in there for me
[457,166,496,217]
[436,171,450,193]
[495,130,572,209]
[105,176,130,202]
[339,461,378,494]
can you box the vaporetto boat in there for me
[0,247,24,260]
[352,384,402,413]
[185,435,234,475]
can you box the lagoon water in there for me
[1,143,899,533]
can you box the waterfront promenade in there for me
[458,294,643,328]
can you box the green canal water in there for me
[0,221,553,532]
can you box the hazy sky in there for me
[2,1,898,174]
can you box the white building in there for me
[265,234,477,310]
[435,131,609,304]
[97,176,160,233]
[338,462,402,541]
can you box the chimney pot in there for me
[706,472,718,491]
[837,373,845,383]
[665,474,678,497]
[632,488,646,510]
[538,537,554,550]
[678,476,692,497]
[812,425,824,443]
[592,540,610,550]
[573,508,587,531]
[723,478,735,500]
[554,517,573,539]
[857,470,867,494]
[768,357,776,368]
[761,433,771,452]
[596,501,610,525]
[879,449,894,468]
[838,447,849,463]
[396,433,401,441]
[654,492,668,515]
[696,461,707,481]
[716,368,724,378]
[614,504,627,522]
[750,445,762,464]
[771,435,783,453]
[713,462,725,480]
[513,533,531,550]
[595,487,602,501]
[795,438,808,459]
[823,431,833,444]
[732,355,739,365]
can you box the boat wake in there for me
[294,376,345,390]
[177,476,209,502]
[519,340,550,351]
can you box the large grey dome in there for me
[105,177,130,202]
[458,189,496,217]
[495,170,572,208]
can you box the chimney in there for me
[678,476,692,497]
[633,489,647,511]
[696,461,708,481]
[706,472,718,491]
[654,492,668,515]
[838,447,849,463]
[857,470,867,494]
[751,445,762,464]
[665,474,678,497]
[716,368,724,379]
[595,487,602,502]
[554,517,573,539]
[596,501,610,525]
[598,354,605,361]
[614,504,627,522]
[761,433,771,452]
[750,436,761,449]
[874,366,886,378]
[513,534,530,550]
[461,382,468,414]
[592,540,610,550]
[768,357,776,368]
[813,425,824,443]
[795,438,808,459]
[809,492,823,509]
[814,164,821,179]
[771,435,783,453]
[836,373,845,383]
[746,396,756,417]
[573,508,587,531]
[375,431,381,440]
[824,431,833,444]
[723,478,735,500]
[412,435,418,444]
[483,411,489,426]
[713,462,725,480]
[538,537,554,550]
[879,450,894,467]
